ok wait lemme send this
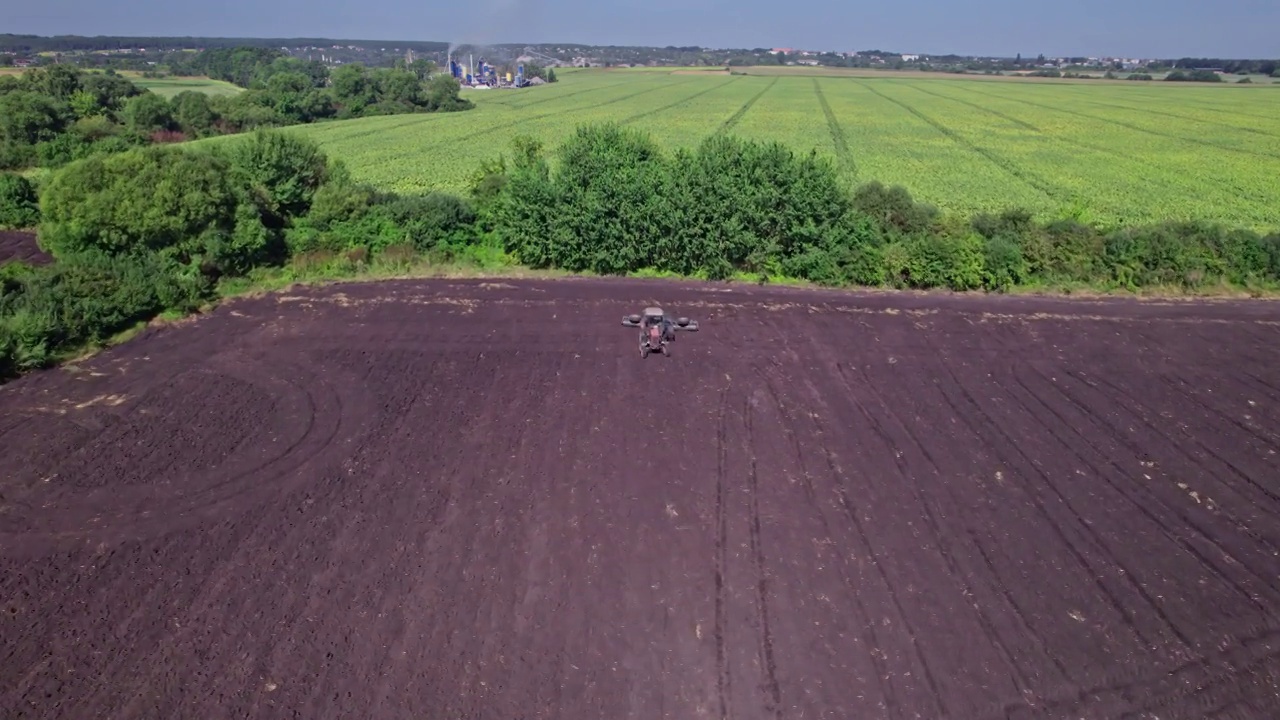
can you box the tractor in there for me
[621,306,699,357]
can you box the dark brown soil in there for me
[2,277,1279,719]
[0,230,49,266]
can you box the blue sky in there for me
[8,0,1278,58]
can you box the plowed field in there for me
[0,231,48,266]
[3,277,1279,719]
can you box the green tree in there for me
[212,130,334,238]
[0,91,69,147]
[123,93,174,134]
[38,145,249,271]
[170,90,216,136]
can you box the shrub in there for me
[212,129,334,234]
[0,250,212,375]
[0,173,40,229]
[983,235,1028,291]
[38,145,249,272]
[852,181,939,237]
[900,231,985,290]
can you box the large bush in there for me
[37,145,252,272]
[36,131,336,275]
[487,123,882,280]
[210,130,334,233]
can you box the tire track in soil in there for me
[812,79,856,177]
[957,83,1280,162]
[855,81,1071,204]
[909,83,1279,208]
[911,359,1165,654]
[1008,364,1274,638]
[741,393,783,720]
[621,77,739,126]
[1166,369,1280,447]
[817,361,951,717]
[0,354,350,553]
[1053,367,1280,552]
[833,360,1067,698]
[714,387,731,720]
[312,113,446,144]
[7,280,1280,718]
[838,344,1076,688]
[1012,365,1280,609]
[970,620,1280,719]
[1048,93,1280,141]
[716,77,776,135]
[377,79,692,157]
[751,364,904,717]
[1052,359,1280,529]
[1157,370,1280,477]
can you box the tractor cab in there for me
[642,308,666,328]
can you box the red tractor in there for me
[621,306,699,357]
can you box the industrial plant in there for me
[447,54,542,89]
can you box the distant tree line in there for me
[0,34,448,55]
[0,54,472,171]
[7,35,1278,78]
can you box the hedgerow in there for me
[2,122,1278,383]
[473,123,1280,293]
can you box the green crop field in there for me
[210,67,1280,229]
[123,74,244,98]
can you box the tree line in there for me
[0,57,472,171]
[2,124,1278,381]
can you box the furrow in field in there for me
[1121,91,1280,123]
[713,389,730,720]
[1043,92,1280,140]
[740,395,783,719]
[970,362,1213,653]
[298,113,445,146]
[812,79,856,177]
[1062,363,1280,540]
[845,343,1154,674]
[620,77,740,126]
[856,81,1067,203]
[958,83,1280,162]
[907,81,1280,226]
[840,359,1054,705]
[993,81,1280,139]
[1015,364,1280,610]
[750,364,900,716]
[715,77,777,136]
[815,81,1050,216]
[728,78,838,161]
[935,81,1280,226]
[627,79,765,151]
[809,366,952,718]
[503,77,636,110]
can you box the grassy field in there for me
[199,67,1280,229]
[120,73,243,98]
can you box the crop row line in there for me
[715,77,777,137]
[856,81,1069,203]
[812,79,857,178]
